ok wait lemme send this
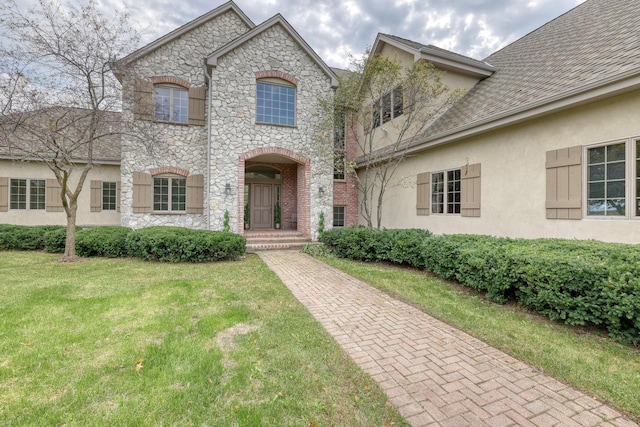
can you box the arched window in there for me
[154,84,188,124]
[256,79,296,126]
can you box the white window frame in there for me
[583,137,638,220]
[154,85,188,124]
[333,206,346,227]
[372,85,403,129]
[431,168,461,215]
[102,181,117,211]
[153,175,186,213]
[9,178,45,210]
[256,80,296,126]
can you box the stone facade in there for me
[208,23,335,236]
[116,4,354,238]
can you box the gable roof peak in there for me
[373,33,495,78]
[207,13,338,88]
[114,1,255,69]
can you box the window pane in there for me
[587,143,627,217]
[173,89,188,124]
[607,143,625,161]
[607,181,625,198]
[171,178,186,211]
[588,182,605,199]
[587,200,606,216]
[607,162,626,180]
[257,82,295,126]
[333,206,345,227]
[431,172,444,213]
[10,179,26,210]
[588,165,605,181]
[382,93,391,123]
[606,199,625,216]
[153,178,168,211]
[30,179,45,210]
[393,86,403,118]
[446,169,461,214]
[588,146,605,164]
[103,182,117,211]
[154,87,171,121]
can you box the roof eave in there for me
[114,1,255,68]
[0,155,121,165]
[419,47,495,78]
[206,14,339,88]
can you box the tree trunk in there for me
[61,202,78,262]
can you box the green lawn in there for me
[319,256,640,420]
[0,251,406,426]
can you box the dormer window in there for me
[154,85,188,124]
[256,81,296,126]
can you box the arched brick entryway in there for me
[238,148,311,238]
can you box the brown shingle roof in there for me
[0,108,121,163]
[425,0,640,138]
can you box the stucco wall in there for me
[364,43,481,155]
[0,160,121,226]
[371,89,640,243]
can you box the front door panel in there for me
[252,184,272,229]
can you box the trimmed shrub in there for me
[0,224,66,251]
[76,226,132,258]
[321,227,431,267]
[301,242,335,258]
[43,228,68,253]
[320,228,640,344]
[126,226,245,263]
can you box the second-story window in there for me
[256,81,296,126]
[154,86,188,124]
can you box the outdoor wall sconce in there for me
[225,183,231,195]
[319,186,325,196]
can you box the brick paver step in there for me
[259,251,638,427]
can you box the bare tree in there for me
[324,51,464,229]
[0,0,138,260]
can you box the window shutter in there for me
[132,172,152,213]
[461,163,481,217]
[416,172,430,216]
[186,174,204,214]
[116,181,121,213]
[46,179,64,212]
[133,79,153,121]
[188,87,206,126]
[90,180,102,212]
[546,146,582,220]
[0,177,7,212]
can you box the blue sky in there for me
[24,0,587,68]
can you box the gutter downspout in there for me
[203,61,213,230]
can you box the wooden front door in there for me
[251,184,272,229]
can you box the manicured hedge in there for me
[0,224,67,251]
[321,227,640,344]
[320,227,431,267]
[1,224,246,263]
[76,226,132,258]
[126,226,245,263]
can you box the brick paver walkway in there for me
[259,251,638,427]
